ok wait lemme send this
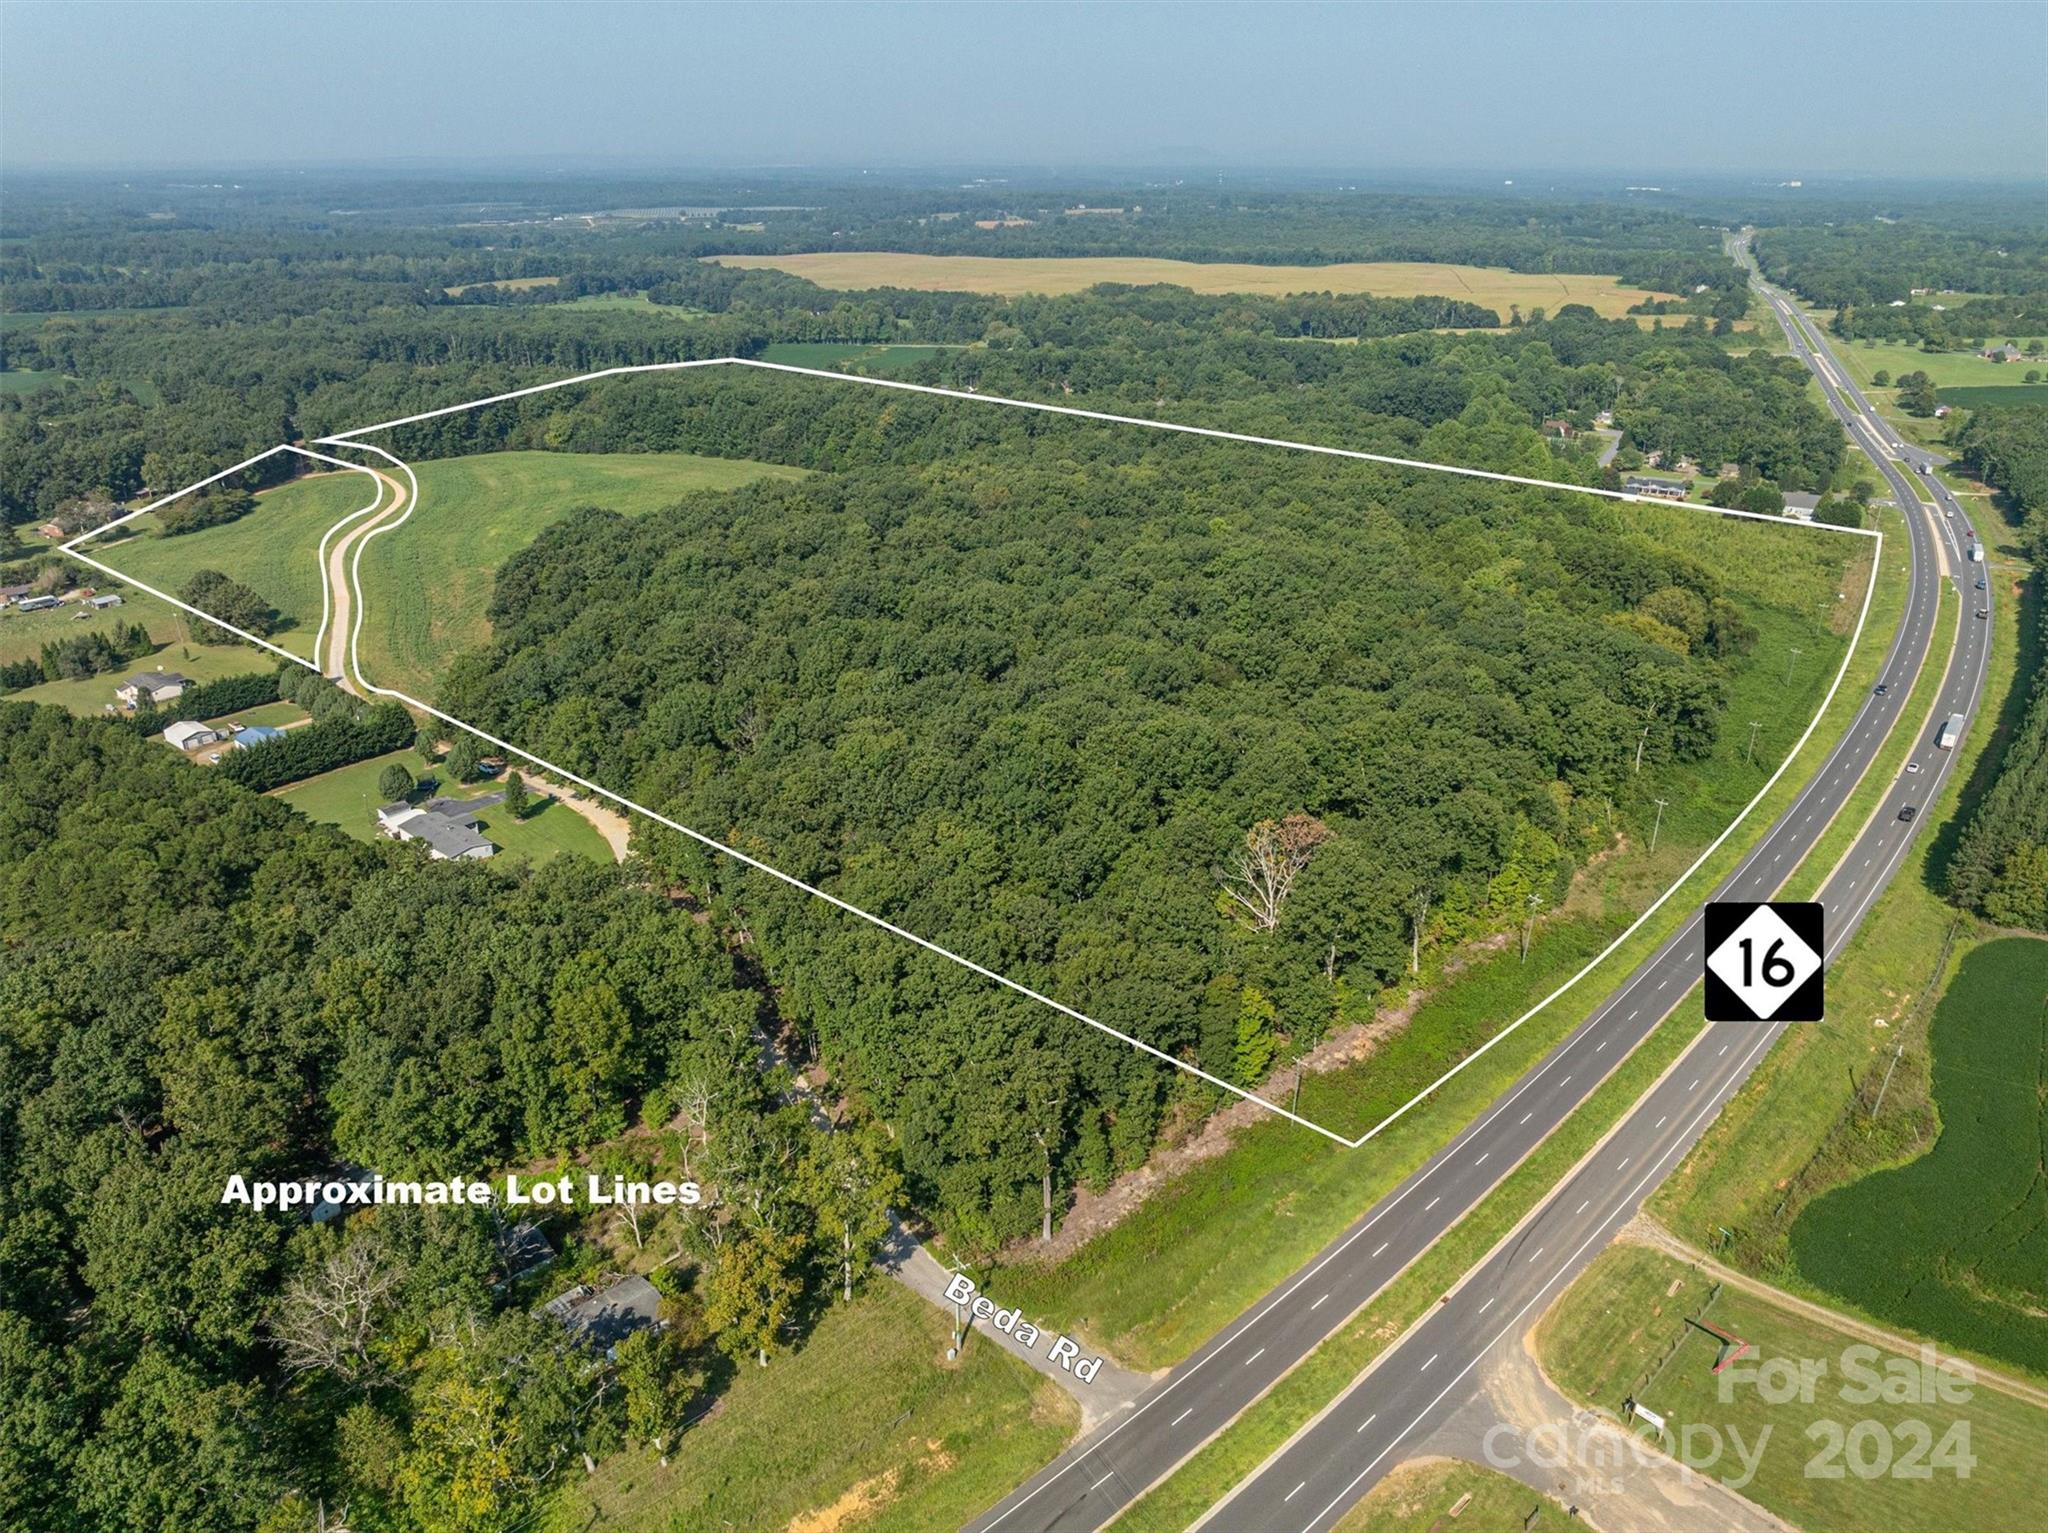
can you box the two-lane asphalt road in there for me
[966,245,1989,1533]
[1204,239,1993,1532]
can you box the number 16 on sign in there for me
[1703,901,1825,1022]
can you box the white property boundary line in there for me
[64,357,1881,1149]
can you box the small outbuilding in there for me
[164,720,223,752]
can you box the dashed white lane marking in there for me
[1286,1481,1306,1503]
[1559,1076,1571,1087]
[1719,1045,1729,1056]
[1090,1472,1115,1491]
[1479,1296,1494,1313]
[1528,1247,1545,1263]
[1425,1197,1440,1211]
[1617,1157,1630,1170]
[1311,1293,1330,1311]
[1520,1111,1533,1124]
[1576,1199,1590,1214]
[1421,1353,1438,1372]
[1596,1039,1608,1052]
[1245,1348,1266,1366]
[1171,1407,1193,1426]
[1356,1412,1378,1434]
[1474,1152,1489,1166]
[1688,1079,1701,1090]
[1655,1115,1668,1129]
[1373,1241,1389,1257]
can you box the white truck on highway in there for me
[1938,713,1966,750]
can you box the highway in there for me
[965,240,1991,1533]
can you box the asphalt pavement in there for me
[964,241,1991,1533]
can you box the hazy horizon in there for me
[3,1,2042,181]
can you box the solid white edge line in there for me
[56,356,1890,1163]
[1291,1023,1781,1533]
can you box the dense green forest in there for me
[1945,405,2048,932]
[5,174,1864,522]
[1754,221,2048,308]
[0,702,907,1532]
[423,370,1777,1243]
[0,172,1975,1531]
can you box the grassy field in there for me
[558,291,707,317]
[98,451,805,696]
[985,509,1882,1371]
[706,253,1676,319]
[544,1279,1076,1533]
[1537,1243,2048,1532]
[7,638,267,715]
[760,340,966,376]
[1107,1000,1709,1531]
[1788,937,2048,1375]
[1332,1458,1566,1532]
[102,470,381,665]
[1652,523,2042,1385]
[1941,384,2048,410]
[362,450,806,694]
[275,749,613,865]
[443,275,561,295]
[0,368,67,394]
[1837,338,2047,392]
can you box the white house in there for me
[115,670,188,708]
[375,796,498,860]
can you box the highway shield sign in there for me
[1704,901,1824,1021]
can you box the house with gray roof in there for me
[375,795,498,860]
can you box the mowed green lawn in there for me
[7,639,267,716]
[1538,1243,2048,1533]
[102,470,382,665]
[361,451,803,695]
[1789,938,2048,1376]
[275,749,614,865]
[1837,337,2047,392]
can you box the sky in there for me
[2,1,2042,180]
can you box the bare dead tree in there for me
[272,1239,406,1385]
[1218,814,1332,932]
[1409,885,1434,975]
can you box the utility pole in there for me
[1649,797,1670,853]
[1745,720,1762,765]
[1784,646,1803,685]
[1521,891,1542,961]
[1869,1037,1908,1119]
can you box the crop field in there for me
[706,253,1676,318]
[1788,937,2048,1376]
[1941,384,2048,410]
[1539,1242,2048,1533]
[101,450,806,694]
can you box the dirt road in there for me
[319,464,408,692]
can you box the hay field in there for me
[706,252,1675,318]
